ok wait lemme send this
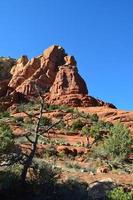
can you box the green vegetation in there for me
[0,111,10,118]
[93,122,133,166]
[71,119,84,131]
[90,113,99,122]
[0,101,132,199]
[55,120,66,130]
[40,116,52,126]
[47,104,74,113]
[0,123,14,154]
[107,187,133,200]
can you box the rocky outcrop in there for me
[0,45,116,108]
[49,65,88,96]
[10,55,29,76]
[46,63,116,108]
[0,57,16,97]
[8,45,66,96]
[0,57,16,80]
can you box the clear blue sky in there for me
[0,0,133,110]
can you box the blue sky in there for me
[0,0,133,110]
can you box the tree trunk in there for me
[20,135,38,185]
[86,136,90,147]
[20,99,44,185]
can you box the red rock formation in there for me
[0,57,16,97]
[0,45,116,108]
[49,65,88,96]
[8,45,66,95]
[46,63,116,108]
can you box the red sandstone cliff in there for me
[5,45,115,108]
[0,45,133,133]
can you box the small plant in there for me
[82,126,90,147]
[75,141,83,147]
[66,162,81,170]
[45,145,57,157]
[71,119,84,131]
[35,161,61,185]
[17,101,38,112]
[47,104,60,111]
[55,121,66,130]
[0,111,10,118]
[90,113,99,122]
[0,123,14,154]
[40,116,52,126]
[65,107,74,113]
[107,187,133,200]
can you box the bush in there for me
[35,161,61,185]
[107,187,133,200]
[90,123,102,142]
[0,123,14,154]
[55,121,66,130]
[93,122,133,165]
[47,104,60,111]
[0,111,10,118]
[105,123,132,162]
[82,126,90,136]
[71,120,84,131]
[40,116,52,126]
[17,101,38,112]
[90,113,99,122]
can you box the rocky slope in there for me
[78,106,133,135]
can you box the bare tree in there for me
[20,88,61,184]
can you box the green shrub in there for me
[65,107,74,113]
[105,123,132,162]
[90,113,99,122]
[90,123,102,142]
[34,161,61,185]
[47,104,60,111]
[93,122,133,165]
[0,111,10,118]
[107,187,133,200]
[66,162,81,170]
[71,120,84,131]
[55,121,66,130]
[17,101,38,112]
[40,116,52,126]
[0,123,14,154]
[82,126,90,147]
[82,126,90,135]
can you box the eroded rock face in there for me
[46,64,116,108]
[49,65,88,96]
[10,55,29,76]
[0,57,16,97]
[8,45,66,95]
[0,45,116,108]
